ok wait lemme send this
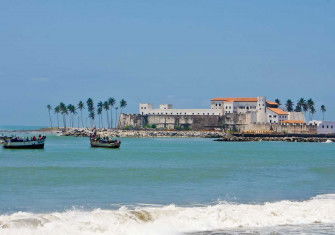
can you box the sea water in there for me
[0,130,335,234]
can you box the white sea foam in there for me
[1,194,335,235]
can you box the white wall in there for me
[144,108,222,116]
[288,112,305,122]
[139,103,153,115]
[309,120,335,134]
[267,109,288,123]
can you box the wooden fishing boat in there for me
[90,138,121,148]
[2,137,46,149]
[0,136,9,144]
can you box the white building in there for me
[139,103,222,116]
[267,108,289,123]
[139,96,305,124]
[309,120,335,134]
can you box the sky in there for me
[0,0,334,125]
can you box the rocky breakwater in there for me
[214,135,335,143]
[61,128,227,138]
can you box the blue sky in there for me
[1,0,334,125]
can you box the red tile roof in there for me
[281,120,305,124]
[211,97,278,105]
[268,108,288,115]
[211,97,258,102]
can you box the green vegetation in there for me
[48,98,127,129]
[144,124,157,129]
[321,105,326,120]
[175,125,191,130]
[285,99,294,112]
[283,97,326,121]
[46,104,53,128]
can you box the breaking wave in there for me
[1,194,335,235]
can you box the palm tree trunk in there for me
[80,111,84,128]
[56,114,59,128]
[48,110,53,128]
[106,111,110,129]
[118,108,123,128]
[63,115,66,128]
[110,109,113,129]
[115,110,118,128]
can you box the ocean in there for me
[0,128,335,234]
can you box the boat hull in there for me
[2,140,45,149]
[90,140,121,148]
[3,143,45,149]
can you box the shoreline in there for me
[2,127,335,142]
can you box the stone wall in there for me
[118,113,248,130]
[241,123,317,134]
[118,113,317,134]
[288,112,305,121]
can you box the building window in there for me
[322,125,324,128]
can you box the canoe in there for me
[90,139,121,148]
[3,139,45,149]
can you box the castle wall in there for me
[288,112,305,121]
[118,113,316,134]
[241,123,317,134]
[119,113,248,131]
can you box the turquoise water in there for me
[0,132,335,234]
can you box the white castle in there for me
[139,96,305,124]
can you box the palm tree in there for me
[285,99,294,112]
[47,104,53,128]
[310,106,316,120]
[54,105,60,128]
[295,98,305,112]
[59,102,68,128]
[108,97,115,129]
[67,104,77,127]
[97,105,103,128]
[103,101,110,128]
[306,98,315,121]
[119,99,127,128]
[120,99,127,113]
[321,105,326,120]
[89,111,95,127]
[301,99,308,113]
[97,101,103,128]
[114,106,119,128]
[78,101,85,128]
[275,98,281,107]
[86,98,95,128]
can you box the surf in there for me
[1,194,335,235]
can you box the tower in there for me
[256,96,267,123]
[139,103,153,115]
